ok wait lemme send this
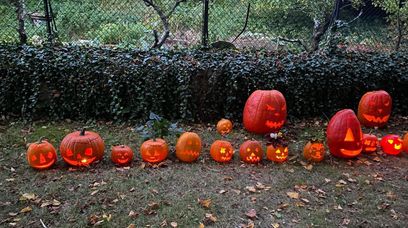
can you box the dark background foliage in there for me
[0,45,407,122]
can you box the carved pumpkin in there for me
[176,132,202,162]
[358,90,392,128]
[140,139,169,163]
[239,140,263,164]
[403,133,408,153]
[266,143,288,163]
[60,129,105,166]
[362,134,378,154]
[303,140,325,162]
[380,135,403,155]
[27,139,57,170]
[216,118,233,135]
[210,140,233,163]
[327,109,363,159]
[243,90,287,134]
[111,145,133,165]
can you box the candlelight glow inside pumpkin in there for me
[111,145,133,165]
[140,139,169,163]
[303,141,325,162]
[176,132,202,162]
[210,140,233,162]
[362,134,378,153]
[239,140,263,164]
[266,144,288,163]
[27,139,57,170]
[358,90,392,128]
[380,135,403,155]
[216,119,233,135]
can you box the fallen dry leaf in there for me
[199,223,205,228]
[272,223,280,228]
[20,206,32,213]
[205,213,217,223]
[198,198,212,208]
[128,210,139,218]
[170,222,178,227]
[245,186,257,193]
[286,192,299,199]
[219,189,227,194]
[245,209,257,219]
[20,193,37,201]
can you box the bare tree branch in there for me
[232,3,251,43]
[274,37,309,52]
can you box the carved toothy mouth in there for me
[363,114,390,123]
[364,147,377,152]
[64,156,97,166]
[265,120,284,129]
[182,150,200,157]
[117,158,131,164]
[340,148,362,156]
[220,156,232,161]
[275,155,287,160]
[245,153,261,163]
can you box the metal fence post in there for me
[43,0,52,43]
[202,0,209,48]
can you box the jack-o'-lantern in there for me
[26,138,57,170]
[239,140,263,164]
[380,135,403,155]
[176,132,202,163]
[140,139,169,163]
[60,129,105,166]
[362,134,378,154]
[216,119,233,135]
[327,109,363,159]
[111,145,133,165]
[403,133,408,153]
[358,90,392,128]
[266,142,288,163]
[243,90,287,134]
[303,140,325,162]
[210,140,233,163]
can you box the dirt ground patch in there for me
[0,117,407,227]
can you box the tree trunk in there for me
[15,0,27,44]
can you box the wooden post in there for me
[43,0,53,43]
[202,0,209,48]
[16,0,27,44]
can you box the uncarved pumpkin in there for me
[239,140,263,164]
[60,129,105,166]
[27,138,57,170]
[303,140,325,162]
[111,145,133,165]
[327,109,363,159]
[358,90,392,128]
[216,119,233,135]
[140,139,169,163]
[176,132,202,163]
[210,140,233,163]
[243,90,287,134]
[380,134,403,155]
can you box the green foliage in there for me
[136,112,183,140]
[0,45,407,122]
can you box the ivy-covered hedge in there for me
[0,45,407,122]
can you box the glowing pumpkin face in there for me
[210,140,233,163]
[358,90,392,128]
[216,119,233,135]
[176,132,202,163]
[111,145,133,165]
[140,139,169,163]
[266,144,288,163]
[380,135,403,155]
[60,129,105,166]
[27,139,57,170]
[239,140,263,164]
[243,90,287,134]
[362,134,378,154]
[303,141,325,162]
[327,109,363,158]
[403,133,408,153]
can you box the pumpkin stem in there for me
[80,128,86,136]
[38,136,46,143]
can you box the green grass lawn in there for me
[1,117,407,227]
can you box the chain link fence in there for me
[0,0,404,52]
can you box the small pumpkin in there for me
[60,129,105,166]
[239,140,263,164]
[303,140,325,162]
[111,145,133,165]
[140,139,169,163]
[403,133,408,153]
[210,140,233,163]
[243,90,287,134]
[266,142,289,163]
[216,118,233,135]
[362,134,378,154]
[358,90,392,128]
[27,138,57,170]
[380,134,403,155]
[327,109,363,159]
[176,132,202,163]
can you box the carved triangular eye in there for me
[66,149,74,157]
[388,139,394,144]
[85,148,93,156]
[344,128,355,142]
[47,152,54,159]
[276,149,281,154]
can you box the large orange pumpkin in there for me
[216,119,233,135]
[358,90,392,128]
[111,145,134,165]
[210,140,233,163]
[27,139,57,170]
[239,140,263,164]
[176,132,202,163]
[403,133,408,153]
[60,129,105,166]
[303,140,325,162]
[327,109,363,159]
[243,90,287,134]
[140,139,169,163]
